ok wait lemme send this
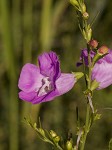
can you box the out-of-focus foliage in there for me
[0,0,112,150]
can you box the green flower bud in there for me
[33,123,37,129]
[94,113,101,121]
[38,128,45,136]
[50,130,57,138]
[66,141,72,150]
[87,27,92,42]
[81,3,86,13]
[70,0,79,7]
[54,136,60,143]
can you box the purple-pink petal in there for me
[19,91,37,102]
[97,49,112,64]
[32,90,59,104]
[31,73,76,104]
[79,49,95,66]
[55,73,76,95]
[38,51,61,81]
[18,52,76,104]
[92,61,112,89]
[18,63,44,93]
[78,48,112,90]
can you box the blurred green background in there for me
[0,0,112,150]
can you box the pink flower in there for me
[18,51,76,104]
[78,49,112,89]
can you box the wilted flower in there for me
[18,51,76,104]
[78,48,112,90]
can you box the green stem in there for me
[88,51,92,89]
[80,103,90,150]
[80,15,92,150]
[80,46,92,150]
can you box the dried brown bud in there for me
[89,39,98,49]
[83,12,89,19]
[98,46,109,55]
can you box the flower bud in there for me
[66,141,73,150]
[33,123,37,129]
[93,46,109,65]
[70,0,79,7]
[87,27,92,42]
[98,46,109,55]
[38,128,45,136]
[89,39,98,49]
[81,3,86,13]
[50,130,57,138]
[54,136,60,143]
[83,12,89,19]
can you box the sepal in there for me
[72,72,84,80]
[90,80,99,91]
[92,52,108,65]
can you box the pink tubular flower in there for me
[18,51,76,104]
[78,49,112,90]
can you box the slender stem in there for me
[80,45,92,150]
[80,103,90,150]
[88,51,92,89]
[79,7,93,149]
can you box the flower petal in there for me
[31,73,76,104]
[18,63,44,92]
[92,62,112,89]
[55,73,76,95]
[38,51,61,81]
[97,49,112,63]
[78,49,95,66]
[32,90,59,104]
[19,91,37,102]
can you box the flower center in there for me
[38,77,53,96]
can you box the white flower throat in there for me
[38,77,53,96]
